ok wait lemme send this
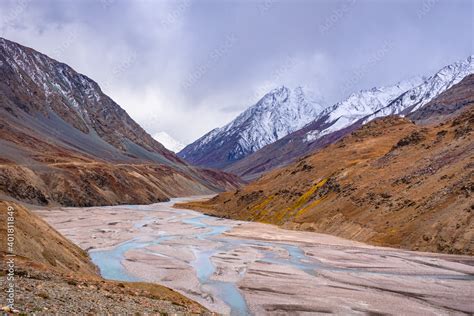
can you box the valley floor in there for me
[33,197,474,315]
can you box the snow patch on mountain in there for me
[153,132,185,153]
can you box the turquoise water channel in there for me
[89,202,474,315]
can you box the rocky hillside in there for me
[178,86,324,169]
[0,37,178,164]
[226,56,473,180]
[408,72,474,123]
[176,78,474,255]
[0,37,241,206]
[0,201,209,314]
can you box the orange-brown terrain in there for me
[0,140,241,207]
[0,201,210,314]
[177,76,474,255]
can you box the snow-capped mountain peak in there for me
[178,86,325,168]
[153,132,185,153]
[261,85,290,106]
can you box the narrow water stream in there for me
[90,211,252,315]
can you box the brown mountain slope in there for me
[176,105,473,255]
[0,37,177,164]
[0,37,241,206]
[0,201,209,314]
[224,115,358,181]
[0,200,98,276]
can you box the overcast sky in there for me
[1,0,472,144]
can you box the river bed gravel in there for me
[33,197,474,315]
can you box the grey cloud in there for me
[0,0,472,144]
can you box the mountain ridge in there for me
[225,55,473,179]
[0,37,179,164]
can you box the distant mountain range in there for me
[182,55,473,180]
[178,86,324,169]
[0,37,241,206]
